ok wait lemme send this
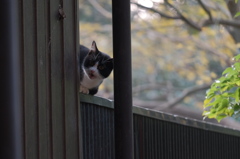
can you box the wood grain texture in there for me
[19,0,80,158]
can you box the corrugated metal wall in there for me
[134,115,240,159]
[81,103,115,159]
[18,0,81,158]
[80,94,240,159]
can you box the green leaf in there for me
[210,107,217,113]
[208,112,217,118]
[235,88,240,102]
[216,99,228,113]
[226,69,238,78]
[203,97,213,106]
[221,98,229,107]
[234,54,240,61]
[236,81,240,86]
[204,96,222,108]
[217,106,227,114]
[216,114,227,122]
[202,111,210,116]
[235,13,240,18]
[234,62,240,69]
[205,92,215,99]
[225,107,234,116]
[233,104,240,111]
[222,67,233,75]
[221,85,230,92]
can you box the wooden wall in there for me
[18,0,81,158]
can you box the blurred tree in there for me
[130,0,238,107]
[79,0,240,126]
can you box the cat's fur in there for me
[79,41,113,95]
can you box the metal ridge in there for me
[80,93,114,108]
[79,93,240,137]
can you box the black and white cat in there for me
[79,41,113,95]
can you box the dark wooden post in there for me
[1,0,81,158]
[0,0,23,159]
[112,0,133,159]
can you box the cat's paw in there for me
[80,85,89,94]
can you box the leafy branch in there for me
[202,0,240,122]
[203,54,240,122]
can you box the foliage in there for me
[79,0,239,117]
[203,54,240,122]
[202,0,240,122]
[235,12,240,18]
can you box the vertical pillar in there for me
[0,0,23,159]
[112,0,133,159]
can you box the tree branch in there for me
[225,0,240,19]
[210,2,231,18]
[133,84,211,110]
[88,0,112,19]
[131,2,180,19]
[161,84,211,109]
[132,0,240,34]
[196,0,213,20]
[132,1,202,31]
[201,18,240,28]
[157,84,211,109]
[165,0,202,31]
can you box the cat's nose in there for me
[90,70,95,74]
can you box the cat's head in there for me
[83,41,113,80]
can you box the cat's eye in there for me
[98,65,105,70]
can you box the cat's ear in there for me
[91,41,99,53]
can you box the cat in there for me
[79,41,113,95]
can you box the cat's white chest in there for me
[81,73,103,89]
